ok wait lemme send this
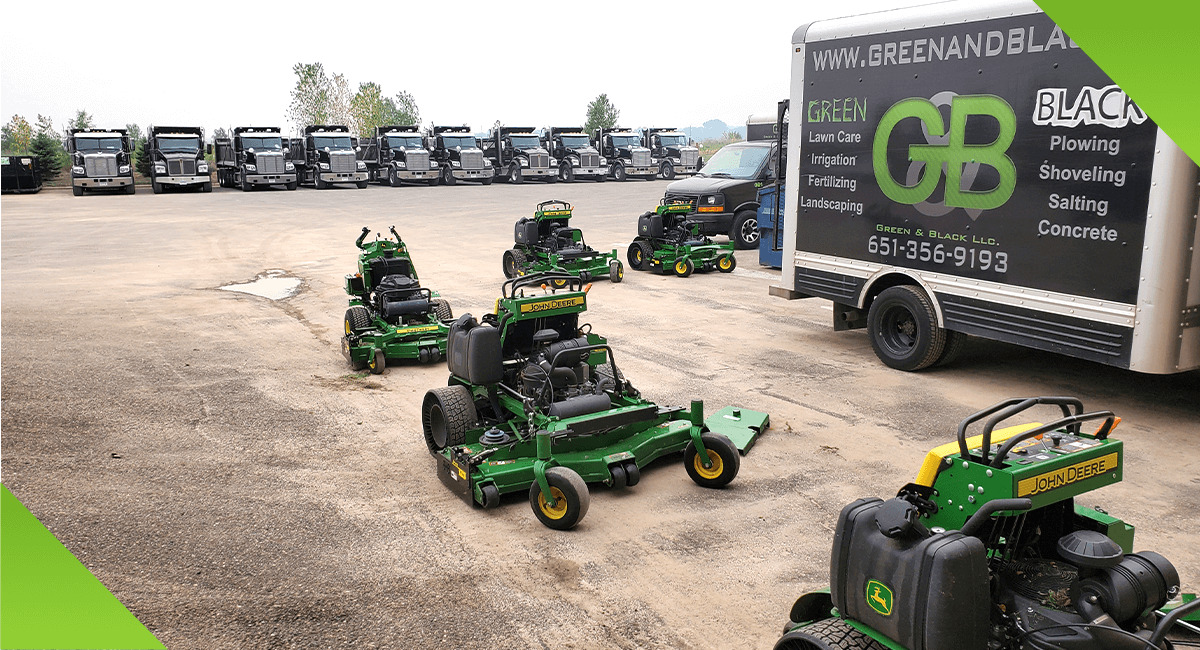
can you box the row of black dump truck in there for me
[58,124,704,195]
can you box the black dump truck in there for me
[483,126,556,184]
[214,126,297,191]
[1,155,42,194]
[642,127,701,180]
[358,125,438,186]
[595,127,655,181]
[66,128,136,196]
[662,139,779,249]
[288,125,369,189]
[146,126,212,193]
[542,126,607,182]
[426,125,493,185]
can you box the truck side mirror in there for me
[206,144,213,155]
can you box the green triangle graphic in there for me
[1,486,164,649]
[1036,0,1200,163]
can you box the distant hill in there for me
[681,120,744,142]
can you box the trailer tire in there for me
[441,166,455,186]
[659,161,676,180]
[559,163,574,183]
[867,285,947,372]
[432,298,453,321]
[612,163,627,182]
[627,241,651,270]
[774,617,888,650]
[684,433,739,488]
[422,385,476,453]
[508,163,523,184]
[529,466,589,530]
[731,211,759,249]
[503,249,527,278]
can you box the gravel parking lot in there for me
[3,180,1198,649]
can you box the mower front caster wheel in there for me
[368,349,386,374]
[685,433,740,488]
[609,260,624,283]
[529,466,590,530]
[674,258,695,278]
[717,254,737,273]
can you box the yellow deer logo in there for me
[865,580,894,616]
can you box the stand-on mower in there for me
[420,272,769,530]
[627,200,738,277]
[776,396,1200,650]
[502,200,623,286]
[342,226,453,374]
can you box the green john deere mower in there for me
[420,272,769,530]
[776,396,1200,650]
[342,226,453,373]
[502,200,623,286]
[627,200,737,277]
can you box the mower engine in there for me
[517,329,613,416]
[373,274,433,326]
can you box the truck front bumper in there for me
[74,176,133,188]
[572,166,608,177]
[158,175,210,186]
[452,168,492,180]
[521,167,555,178]
[320,171,369,183]
[246,173,297,185]
[619,166,655,176]
[392,167,435,180]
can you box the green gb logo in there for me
[873,94,1016,211]
[865,580,894,616]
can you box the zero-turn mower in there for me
[342,226,453,373]
[776,396,1200,650]
[420,272,769,530]
[627,200,738,277]
[502,200,623,286]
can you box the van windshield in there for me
[698,144,770,179]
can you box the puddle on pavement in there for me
[220,270,302,300]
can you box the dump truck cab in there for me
[542,126,607,182]
[146,126,212,193]
[66,128,136,195]
[484,126,556,184]
[359,125,437,187]
[595,127,655,181]
[214,126,297,191]
[642,127,700,180]
[427,125,493,185]
[289,125,368,189]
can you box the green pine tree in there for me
[584,94,620,134]
[29,130,65,181]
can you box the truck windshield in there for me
[158,136,200,153]
[441,135,476,148]
[509,135,540,149]
[75,137,123,152]
[313,136,353,149]
[242,137,283,151]
[560,136,590,149]
[386,136,423,149]
[658,134,688,147]
[610,135,640,148]
[699,144,770,179]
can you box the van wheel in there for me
[731,211,759,249]
[867,286,947,371]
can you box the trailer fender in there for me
[858,271,945,326]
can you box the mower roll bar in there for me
[957,397,1083,462]
[502,272,583,298]
[537,199,571,212]
[989,410,1117,468]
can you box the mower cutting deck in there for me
[341,226,452,374]
[421,272,769,530]
[502,200,623,285]
[627,200,737,277]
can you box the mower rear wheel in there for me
[674,258,695,278]
[502,249,527,278]
[866,285,946,371]
[774,617,887,650]
[529,466,589,530]
[609,260,623,283]
[627,241,652,270]
[717,254,737,273]
[368,349,386,374]
[345,306,372,335]
[432,298,453,321]
[622,461,641,487]
[422,385,476,453]
[685,433,740,488]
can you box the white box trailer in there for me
[771,0,1200,373]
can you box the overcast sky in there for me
[2,0,929,136]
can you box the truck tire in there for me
[775,617,888,650]
[389,167,401,187]
[731,210,759,249]
[355,180,368,189]
[508,163,523,184]
[151,179,163,194]
[124,183,136,195]
[934,330,967,367]
[545,173,557,184]
[72,185,84,196]
[422,385,476,453]
[441,166,455,186]
[866,285,947,372]
[559,163,574,182]
[613,163,627,182]
[202,181,212,193]
[315,175,328,190]
[286,181,298,191]
[240,170,252,192]
[660,161,676,180]
[595,173,606,183]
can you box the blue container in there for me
[757,183,783,268]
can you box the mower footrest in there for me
[704,407,770,455]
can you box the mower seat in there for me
[447,314,503,385]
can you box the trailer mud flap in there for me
[704,407,770,455]
[435,452,476,506]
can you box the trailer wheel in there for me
[627,241,651,270]
[674,258,694,278]
[685,433,739,488]
[422,385,476,453]
[529,466,590,530]
[774,617,888,650]
[502,249,527,278]
[659,161,676,180]
[609,260,623,283]
[559,163,574,182]
[717,254,737,273]
[867,285,947,371]
[613,163,627,182]
[731,211,759,249]
[368,349,386,374]
[508,163,523,184]
[432,298,453,321]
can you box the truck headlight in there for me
[520,158,529,167]
[395,161,406,169]
[356,160,366,170]
[320,162,330,170]
[484,159,493,167]
[549,157,558,166]
[197,163,209,173]
[154,164,167,174]
[285,162,295,171]
[451,160,461,168]
[245,164,257,172]
[599,157,607,165]
[72,166,84,175]
[119,165,130,174]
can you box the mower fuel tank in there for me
[830,498,989,650]
[447,316,503,385]
[515,218,539,245]
[638,213,665,238]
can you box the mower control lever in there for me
[959,498,1032,538]
[389,226,402,243]
[356,227,371,249]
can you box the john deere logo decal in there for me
[865,580,894,616]
[519,295,585,314]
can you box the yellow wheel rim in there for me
[553,279,568,288]
[344,319,352,335]
[368,354,377,369]
[634,250,642,262]
[693,449,723,480]
[719,256,732,270]
[538,487,569,519]
[676,260,688,274]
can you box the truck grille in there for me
[167,159,197,175]
[331,152,356,173]
[681,149,699,166]
[632,151,651,167]
[529,153,549,169]
[581,153,599,167]
[461,151,483,170]
[258,153,285,174]
[84,154,118,177]
[406,151,430,171]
